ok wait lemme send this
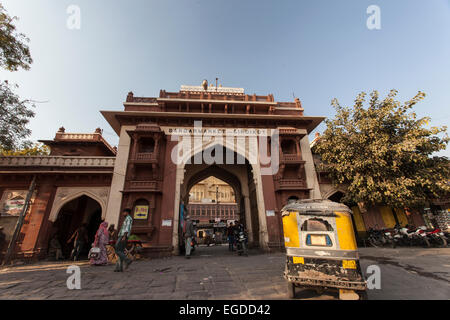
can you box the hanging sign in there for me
[134,205,149,220]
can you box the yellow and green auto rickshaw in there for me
[281,199,367,300]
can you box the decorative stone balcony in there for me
[280,154,304,164]
[0,156,116,168]
[131,152,158,163]
[126,180,162,192]
[274,179,309,191]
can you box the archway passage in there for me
[187,176,239,247]
[52,195,102,259]
[179,147,261,255]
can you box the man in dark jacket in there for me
[227,222,235,251]
[183,215,195,259]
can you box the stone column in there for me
[105,125,135,226]
[299,135,321,199]
[252,162,269,250]
[243,195,254,244]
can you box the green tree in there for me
[0,142,49,156]
[0,4,32,71]
[313,90,450,209]
[0,4,35,151]
[0,80,35,150]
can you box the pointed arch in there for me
[49,187,109,222]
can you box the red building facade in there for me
[0,84,324,260]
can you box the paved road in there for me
[359,247,450,300]
[0,245,448,300]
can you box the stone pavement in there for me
[359,247,450,300]
[0,245,448,300]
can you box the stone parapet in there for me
[0,156,115,168]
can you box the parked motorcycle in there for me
[367,228,389,247]
[425,228,447,247]
[382,227,402,248]
[398,225,430,247]
[235,230,248,256]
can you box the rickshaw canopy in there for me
[281,199,353,217]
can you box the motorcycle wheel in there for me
[423,237,431,248]
[437,236,447,247]
[243,243,248,256]
[368,237,379,248]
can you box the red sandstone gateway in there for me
[0,84,325,260]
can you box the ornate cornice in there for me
[0,156,116,168]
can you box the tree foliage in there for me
[0,4,32,71]
[0,80,35,150]
[313,90,450,208]
[0,142,49,156]
[0,5,35,151]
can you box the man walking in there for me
[67,223,88,261]
[227,222,235,251]
[183,215,194,259]
[114,208,133,272]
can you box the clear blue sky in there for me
[1,0,449,156]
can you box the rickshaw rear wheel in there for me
[358,290,369,300]
[287,282,296,299]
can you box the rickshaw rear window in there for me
[301,218,333,231]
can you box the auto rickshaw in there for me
[281,199,367,300]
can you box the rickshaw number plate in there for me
[310,235,327,246]
[342,260,357,269]
[293,257,304,264]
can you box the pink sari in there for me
[90,222,109,265]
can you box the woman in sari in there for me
[90,221,109,266]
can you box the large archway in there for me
[51,195,102,259]
[173,144,267,254]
